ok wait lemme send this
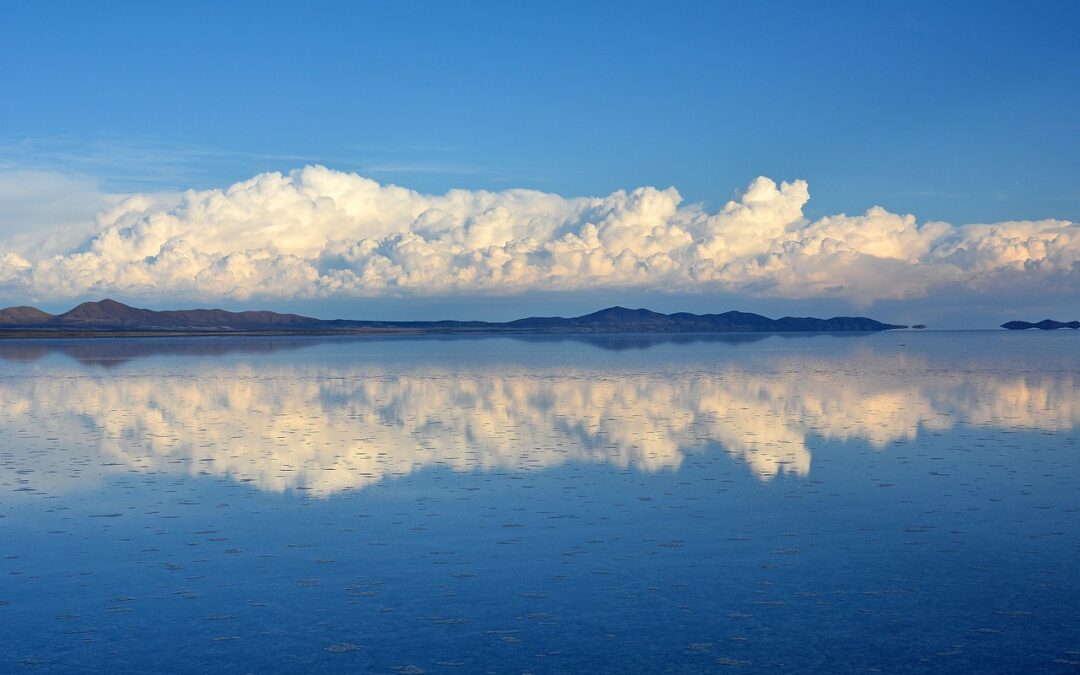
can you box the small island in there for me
[0,299,907,337]
[1001,319,1080,330]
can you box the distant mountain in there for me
[55,298,320,330]
[0,299,907,334]
[0,305,54,325]
[507,306,903,332]
[1001,319,1080,330]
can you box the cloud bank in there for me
[0,165,1076,304]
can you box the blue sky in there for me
[0,1,1078,325]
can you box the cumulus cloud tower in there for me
[0,165,1076,302]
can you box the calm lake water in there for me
[1,332,1078,673]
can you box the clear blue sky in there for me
[0,1,1078,326]
[3,0,1077,222]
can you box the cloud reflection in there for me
[1,350,1077,496]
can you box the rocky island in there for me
[1001,319,1080,330]
[0,299,907,337]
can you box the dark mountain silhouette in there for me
[54,298,319,329]
[0,299,906,334]
[1001,319,1080,330]
[506,306,902,332]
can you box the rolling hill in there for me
[0,299,907,334]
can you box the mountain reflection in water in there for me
[0,331,835,366]
[2,335,1076,498]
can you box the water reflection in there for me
[2,341,1077,497]
[0,330,858,364]
[0,336,315,367]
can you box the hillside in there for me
[0,299,907,334]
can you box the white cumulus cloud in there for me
[0,165,1076,304]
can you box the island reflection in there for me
[0,330,840,365]
[2,339,1078,498]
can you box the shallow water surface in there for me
[1,332,1078,673]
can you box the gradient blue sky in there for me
[1,1,1078,325]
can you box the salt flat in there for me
[1,332,1078,673]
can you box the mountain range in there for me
[0,299,907,334]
